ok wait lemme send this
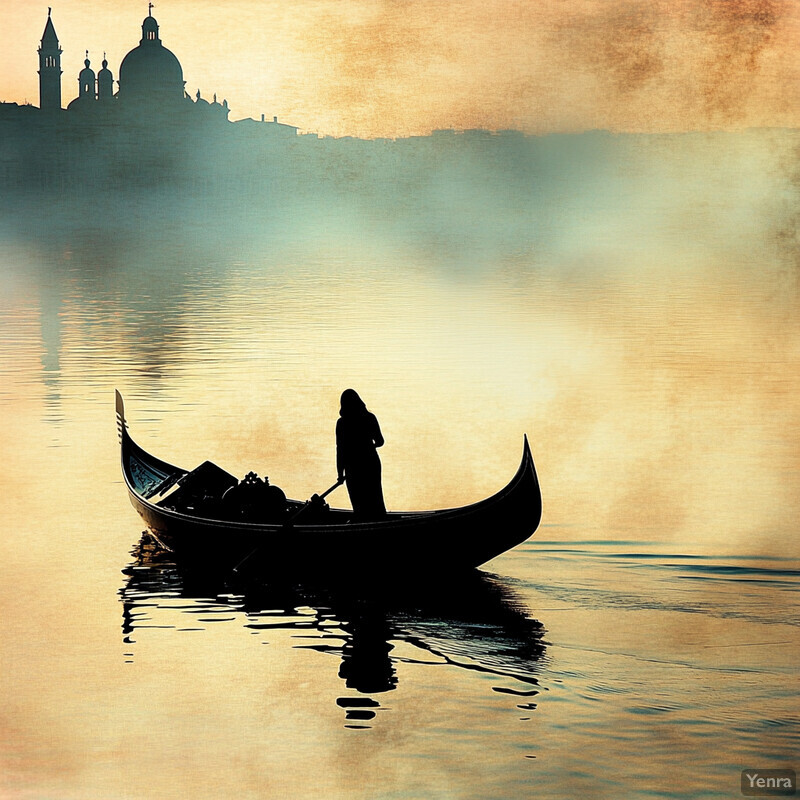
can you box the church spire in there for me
[38,10,62,111]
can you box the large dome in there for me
[118,15,184,103]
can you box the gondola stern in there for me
[522,433,543,533]
[520,433,538,480]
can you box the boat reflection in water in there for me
[120,536,548,727]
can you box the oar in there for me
[231,479,344,574]
[321,479,345,499]
[283,478,344,526]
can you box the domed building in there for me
[118,10,185,106]
[36,9,251,131]
[66,53,99,111]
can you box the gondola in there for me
[116,390,542,571]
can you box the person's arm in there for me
[336,420,346,480]
[372,415,385,448]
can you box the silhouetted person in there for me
[336,389,386,520]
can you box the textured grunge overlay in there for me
[1,0,798,136]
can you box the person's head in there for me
[340,388,368,417]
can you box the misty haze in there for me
[1,6,798,800]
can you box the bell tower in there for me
[38,8,62,112]
[78,54,96,101]
[97,55,114,101]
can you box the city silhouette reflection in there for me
[120,536,547,725]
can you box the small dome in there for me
[142,16,159,41]
[98,57,114,100]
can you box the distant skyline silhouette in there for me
[2,7,795,204]
[21,8,299,133]
[1,1,798,138]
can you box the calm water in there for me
[1,131,798,799]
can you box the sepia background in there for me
[1,1,798,798]
[2,0,799,136]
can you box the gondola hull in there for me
[117,391,542,571]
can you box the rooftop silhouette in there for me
[0,7,543,201]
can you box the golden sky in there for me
[1,0,799,137]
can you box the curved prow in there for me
[520,433,536,480]
[116,389,127,443]
[522,432,542,530]
[116,390,186,499]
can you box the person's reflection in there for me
[338,612,397,694]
